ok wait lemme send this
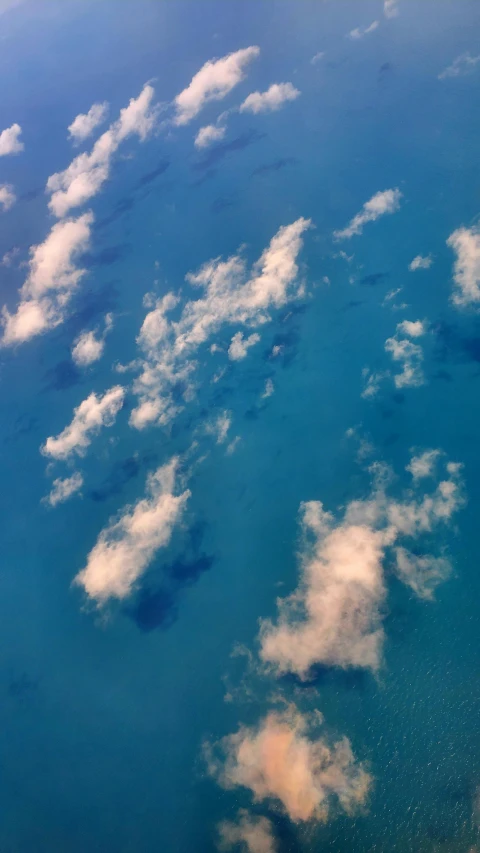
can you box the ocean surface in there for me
[1,1,480,851]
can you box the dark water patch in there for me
[380,407,394,419]
[360,272,389,287]
[433,368,453,382]
[392,392,405,404]
[4,413,39,444]
[96,196,136,231]
[280,664,369,693]
[166,554,214,586]
[192,168,217,187]
[127,586,177,632]
[66,280,120,334]
[193,130,265,172]
[43,359,82,392]
[211,196,235,214]
[89,450,157,502]
[433,319,480,365]
[7,670,39,705]
[20,187,43,202]
[383,432,400,447]
[136,158,170,189]
[379,62,393,78]
[81,242,131,267]
[252,157,298,177]
[263,327,301,368]
[340,299,364,312]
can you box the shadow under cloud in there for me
[43,359,82,392]
[252,157,298,177]
[193,129,265,172]
[136,158,170,189]
[360,272,389,287]
[81,242,131,268]
[279,663,369,693]
[89,449,158,502]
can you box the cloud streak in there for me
[41,385,125,461]
[447,225,480,306]
[68,102,109,144]
[239,82,300,114]
[334,189,402,240]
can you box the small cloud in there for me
[439,52,480,81]
[240,82,300,114]
[310,51,325,65]
[333,189,402,240]
[348,20,379,40]
[207,410,232,444]
[394,548,451,600]
[409,254,433,271]
[361,368,388,399]
[447,225,480,306]
[228,331,260,360]
[0,123,23,156]
[1,247,20,267]
[218,810,276,853]
[384,0,399,18]
[43,472,83,507]
[261,378,274,399]
[72,313,113,367]
[68,101,109,144]
[194,124,226,148]
[0,184,16,211]
[41,385,125,460]
[226,435,241,455]
[406,449,441,480]
[385,320,426,388]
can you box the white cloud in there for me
[174,46,260,125]
[68,101,109,144]
[0,184,16,211]
[1,247,19,267]
[240,82,300,114]
[447,226,480,306]
[385,320,426,388]
[406,449,441,480]
[439,52,480,81]
[218,811,276,853]
[74,457,190,603]
[348,21,379,40]
[1,212,93,345]
[262,378,274,399]
[0,123,23,156]
[47,84,158,217]
[311,52,325,65]
[394,548,451,600]
[207,410,232,444]
[361,368,388,399]
[41,385,124,461]
[409,254,433,271]
[43,472,83,507]
[194,124,226,148]
[72,313,113,367]
[384,0,399,18]
[130,218,311,429]
[259,454,463,677]
[207,707,371,823]
[228,331,260,360]
[333,189,402,240]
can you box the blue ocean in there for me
[1,1,480,851]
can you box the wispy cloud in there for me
[447,225,480,306]
[383,0,399,18]
[74,457,190,603]
[348,21,379,40]
[68,101,109,144]
[333,189,402,240]
[0,184,16,211]
[41,385,124,460]
[239,82,300,114]
[0,123,23,156]
[409,254,433,271]
[385,320,426,388]
[43,472,84,507]
[228,331,260,360]
[310,51,325,65]
[72,313,113,367]
[218,810,276,853]
[439,52,480,81]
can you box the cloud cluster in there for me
[43,472,84,507]
[409,254,433,271]
[439,52,480,81]
[207,707,371,824]
[72,313,113,367]
[239,82,300,114]
[259,454,463,677]
[74,457,190,603]
[47,83,158,217]
[174,46,260,125]
[333,189,402,240]
[385,319,426,388]
[0,184,16,211]
[447,225,480,306]
[1,212,93,345]
[130,218,311,429]
[348,21,379,40]
[228,331,260,360]
[0,122,23,156]
[41,385,124,461]
[68,101,109,144]
[218,811,276,853]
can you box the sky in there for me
[1,1,480,852]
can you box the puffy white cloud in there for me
[47,84,158,217]
[348,21,379,40]
[72,313,113,367]
[406,449,441,480]
[68,101,109,144]
[439,52,480,81]
[1,212,93,345]
[409,254,433,271]
[41,385,124,461]
[385,320,426,388]
[74,457,190,603]
[447,226,480,306]
[43,472,83,507]
[0,123,23,156]
[130,218,311,429]
[207,707,371,823]
[240,82,300,114]
[218,811,276,853]
[384,0,399,18]
[195,124,226,148]
[262,378,274,399]
[174,46,260,125]
[259,454,463,677]
[0,184,16,211]
[311,52,325,65]
[228,331,260,360]
[333,189,402,240]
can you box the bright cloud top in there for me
[41,385,125,461]
[240,82,300,114]
[43,473,84,508]
[174,46,260,125]
[447,225,480,306]
[47,83,158,217]
[68,101,109,143]
[0,184,16,211]
[1,211,93,346]
[439,52,480,81]
[74,457,190,603]
[259,454,463,677]
[409,254,433,271]
[348,21,379,40]
[207,707,371,823]
[0,123,23,156]
[385,319,426,388]
[333,189,402,240]
[218,810,276,853]
[130,218,311,429]
[194,124,226,149]
[72,313,113,367]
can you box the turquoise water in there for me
[1,1,480,850]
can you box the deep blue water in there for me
[1,1,480,851]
